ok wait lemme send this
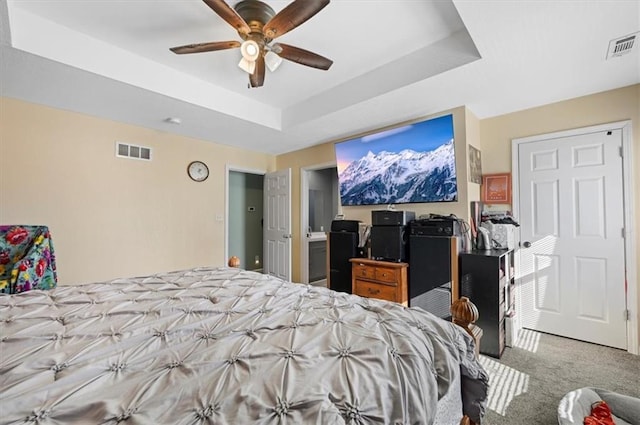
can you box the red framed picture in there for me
[482,173,511,204]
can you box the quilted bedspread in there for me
[0,267,487,424]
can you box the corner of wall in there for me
[464,107,482,207]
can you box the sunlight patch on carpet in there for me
[515,328,541,353]
[480,355,530,416]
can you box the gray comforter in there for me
[0,267,487,424]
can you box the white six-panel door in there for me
[517,129,627,349]
[264,169,291,281]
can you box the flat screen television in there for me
[335,114,457,206]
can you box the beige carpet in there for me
[481,329,640,425]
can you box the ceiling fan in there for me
[170,0,333,88]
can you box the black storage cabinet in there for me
[460,249,514,358]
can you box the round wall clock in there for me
[187,160,209,182]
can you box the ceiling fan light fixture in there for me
[170,0,334,87]
[238,57,256,74]
[265,50,283,72]
[240,40,260,62]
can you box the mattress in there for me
[0,267,487,424]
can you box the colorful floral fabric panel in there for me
[0,225,58,294]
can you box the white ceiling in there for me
[1,0,639,155]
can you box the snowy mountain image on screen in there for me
[338,139,457,205]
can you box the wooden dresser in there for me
[349,258,408,306]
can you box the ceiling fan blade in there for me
[249,55,266,88]
[263,0,330,40]
[272,43,333,70]
[170,40,241,54]
[202,0,250,36]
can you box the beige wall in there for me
[276,84,638,347]
[480,84,639,176]
[2,84,637,334]
[0,97,275,285]
[276,86,637,284]
[277,106,477,282]
[465,108,482,204]
[480,83,639,348]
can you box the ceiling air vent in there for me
[607,32,637,59]
[116,142,152,161]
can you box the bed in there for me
[0,266,488,424]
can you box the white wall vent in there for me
[607,32,637,59]
[116,142,152,161]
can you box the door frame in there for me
[225,164,267,267]
[511,120,637,354]
[300,161,337,284]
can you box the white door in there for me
[264,169,291,281]
[517,129,627,349]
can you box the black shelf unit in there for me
[460,249,515,358]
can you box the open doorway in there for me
[301,164,339,285]
[227,170,264,271]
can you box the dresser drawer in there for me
[352,264,375,280]
[354,280,397,302]
[374,267,398,285]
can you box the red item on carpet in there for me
[584,400,615,425]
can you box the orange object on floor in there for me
[583,401,615,425]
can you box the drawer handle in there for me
[381,273,387,278]
[367,288,381,295]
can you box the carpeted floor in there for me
[480,329,640,425]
